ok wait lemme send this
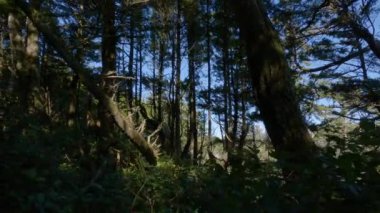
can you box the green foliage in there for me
[1,118,379,212]
[119,138,380,212]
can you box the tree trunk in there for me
[25,0,40,112]
[127,12,135,107]
[231,66,239,145]
[0,24,4,73]
[138,36,143,103]
[134,34,139,103]
[239,91,248,149]
[221,0,231,151]
[8,12,27,107]
[182,0,198,164]
[68,2,84,127]
[231,0,315,163]
[157,40,164,122]
[151,32,157,117]
[101,0,117,94]
[168,31,175,154]
[174,0,182,156]
[99,0,117,138]
[206,0,212,147]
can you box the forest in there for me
[0,0,380,211]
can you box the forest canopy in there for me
[0,0,380,211]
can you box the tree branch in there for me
[300,47,370,73]
[349,20,380,59]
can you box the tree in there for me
[230,0,315,164]
[14,0,158,165]
[181,0,201,163]
[99,0,117,137]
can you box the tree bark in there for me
[206,0,212,146]
[221,0,231,150]
[157,40,164,122]
[101,1,117,98]
[188,29,198,164]
[231,66,238,145]
[151,32,157,117]
[127,12,135,107]
[25,0,40,109]
[0,24,4,73]
[138,36,143,103]
[182,0,198,163]
[15,0,158,165]
[8,12,27,107]
[99,0,118,137]
[174,0,182,156]
[68,2,84,127]
[8,0,40,112]
[231,0,315,162]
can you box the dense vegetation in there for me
[1,0,380,211]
